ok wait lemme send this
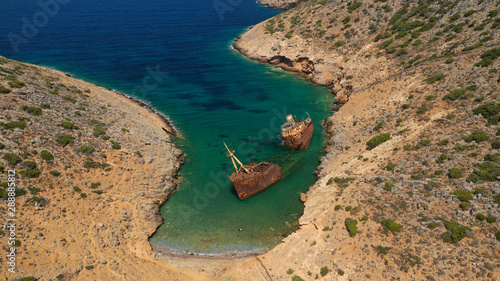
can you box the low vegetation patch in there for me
[334,177,355,188]
[22,106,43,116]
[466,154,500,182]
[40,150,54,161]
[451,189,473,202]
[464,131,489,143]
[442,221,471,243]
[381,219,402,234]
[345,218,358,237]
[56,134,75,147]
[77,145,95,155]
[367,133,390,150]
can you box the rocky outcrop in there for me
[257,0,306,9]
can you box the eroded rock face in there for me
[257,0,306,9]
[296,57,315,74]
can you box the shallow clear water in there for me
[0,0,333,255]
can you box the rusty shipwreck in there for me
[224,143,281,200]
[280,114,314,150]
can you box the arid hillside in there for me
[0,57,215,280]
[228,0,500,280]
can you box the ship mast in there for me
[224,142,250,174]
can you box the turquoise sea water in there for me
[0,0,333,255]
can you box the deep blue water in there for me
[0,0,333,255]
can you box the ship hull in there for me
[229,162,281,199]
[282,121,314,150]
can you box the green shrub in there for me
[438,140,449,145]
[85,265,93,270]
[345,218,358,237]
[442,221,470,243]
[338,269,344,276]
[491,139,500,149]
[442,89,466,101]
[83,159,109,169]
[56,274,64,280]
[334,177,355,188]
[449,168,463,179]
[384,162,396,170]
[415,139,431,149]
[80,193,87,199]
[0,85,12,94]
[291,276,305,281]
[27,186,41,195]
[373,122,384,131]
[381,219,402,234]
[22,106,43,116]
[374,245,392,256]
[40,150,54,161]
[495,231,500,241]
[486,216,497,223]
[384,181,394,191]
[459,202,470,210]
[49,170,60,176]
[286,268,294,274]
[488,9,498,17]
[427,222,440,230]
[22,168,41,178]
[476,213,486,221]
[93,125,107,137]
[22,277,36,281]
[347,1,362,13]
[437,154,447,163]
[56,134,75,147]
[62,95,77,103]
[3,153,21,166]
[494,194,500,205]
[417,106,429,114]
[473,103,500,119]
[73,186,81,192]
[77,145,95,155]
[111,140,121,149]
[366,133,390,150]
[90,182,101,189]
[320,266,329,277]
[451,190,473,202]
[345,206,352,211]
[2,121,27,130]
[334,205,341,211]
[476,47,500,67]
[466,154,500,182]
[61,122,79,130]
[426,74,445,84]
[20,161,41,178]
[464,131,489,143]
[335,41,346,47]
